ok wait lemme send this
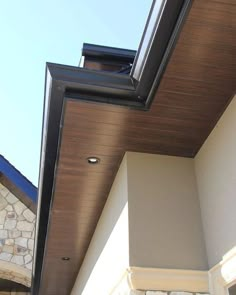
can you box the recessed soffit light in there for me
[87,157,100,164]
[61,257,70,261]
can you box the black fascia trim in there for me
[31,1,193,294]
[133,0,190,98]
[31,68,66,295]
[46,63,145,108]
[31,64,144,295]
[140,0,193,107]
[82,43,136,63]
[47,62,135,93]
[43,0,193,111]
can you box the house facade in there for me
[71,94,236,295]
[32,0,236,294]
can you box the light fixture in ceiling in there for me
[61,257,70,261]
[87,157,100,164]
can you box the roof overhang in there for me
[0,155,37,212]
[32,0,236,293]
[32,1,192,292]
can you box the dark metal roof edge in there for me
[31,67,65,294]
[82,43,136,62]
[145,0,193,108]
[46,62,136,93]
[31,1,193,293]
[0,155,37,203]
[132,0,193,98]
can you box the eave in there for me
[32,0,236,294]
[0,155,37,212]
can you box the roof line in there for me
[32,0,193,293]
[82,43,136,62]
[0,155,37,203]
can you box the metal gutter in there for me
[132,0,193,101]
[82,43,136,63]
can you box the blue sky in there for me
[0,0,152,185]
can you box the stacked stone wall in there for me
[0,183,35,275]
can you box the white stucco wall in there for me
[195,95,236,268]
[127,152,208,270]
[71,95,236,292]
[71,155,129,295]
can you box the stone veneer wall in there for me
[0,183,35,276]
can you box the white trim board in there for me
[112,267,209,294]
[209,247,236,295]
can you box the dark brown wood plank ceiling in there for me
[39,0,236,294]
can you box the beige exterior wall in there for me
[127,152,208,270]
[71,152,209,294]
[71,96,236,293]
[71,155,129,295]
[195,95,236,268]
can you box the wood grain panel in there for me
[40,0,236,294]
